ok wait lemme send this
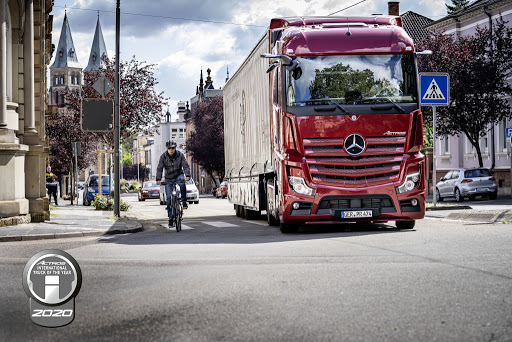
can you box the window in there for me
[498,119,508,152]
[172,128,177,139]
[480,134,488,154]
[60,76,64,85]
[465,134,475,154]
[440,136,450,155]
[55,91,59,105]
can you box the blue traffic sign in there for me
[125,182,129,188]
[507,128,512,138]
[420,73,449,106]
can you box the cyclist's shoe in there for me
[182,202,188,209]
[168,219,174,228]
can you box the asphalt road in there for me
[1,196,511,341]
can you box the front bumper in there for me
[141,191,160,199]
[187,192,199,201]
[281,185,425,224]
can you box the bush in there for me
[91,195,130,211]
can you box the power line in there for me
[54,5,266,28]
[328,0,367,16]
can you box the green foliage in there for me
[446,0,470,14]
[417,17,512,167]
[91,195,130,211]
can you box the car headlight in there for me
[396,172,421,194]
[288,177,316,196]
[88,188,95,193]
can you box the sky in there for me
[50,0,449,121]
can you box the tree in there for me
[446,0,470,14]
[417,17,512,167]
[46,107,98,179]
[186,96,225,182]
[64,56,166,148]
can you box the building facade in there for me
[0,0,53,221]
[426,0,512,195]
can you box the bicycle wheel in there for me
[173,199,181,232]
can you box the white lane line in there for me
[203,221,239,227]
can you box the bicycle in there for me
[161,180,183,232]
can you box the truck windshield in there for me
[285,55,418,107]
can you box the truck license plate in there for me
[340,210,372,218]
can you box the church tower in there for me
[84,15,108,72]
[48,12,82,106]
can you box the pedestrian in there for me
[46,166,58,206]
[156,140,191,228]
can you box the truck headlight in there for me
[288,177,316,196]
[396,172,420,194]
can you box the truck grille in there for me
[316,195,396,214]
[303,136,405,187]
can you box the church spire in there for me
[50,12,81,68]
[84,16,108,71]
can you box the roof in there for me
[400,11,434,43]
[84,17,108,72]
[50,13,81,69]
[426,0,505,29]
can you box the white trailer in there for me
[223,33,271,212]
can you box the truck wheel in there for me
[235,205,241,217]
[396,220,415,229]
[267,209,279,226]
[279,222,299,234]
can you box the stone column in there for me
[0,0,7,128]
[23,0,36,134]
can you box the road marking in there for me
[203,221,239,227]
[244,221,268,226]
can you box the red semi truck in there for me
[223,16,426,233]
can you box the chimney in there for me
[388,1,399,16]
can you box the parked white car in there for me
[160,178,200,205]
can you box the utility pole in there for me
[114,0,121,216]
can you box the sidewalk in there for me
[0,199,143,242]
[425,195,512,223]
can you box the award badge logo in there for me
[22,249,82,327]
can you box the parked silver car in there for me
[436,168,497,202]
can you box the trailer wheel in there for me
[396,220,415,230]
[279,222,299,234]
[267,209,279,226]
[235,205,242,217]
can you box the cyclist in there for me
[156,140,191,228]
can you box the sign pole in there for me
[432,106,437,207]
[114,0,121,217]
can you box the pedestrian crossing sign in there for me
[420,73,449,106]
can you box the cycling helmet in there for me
[166,140,177,148]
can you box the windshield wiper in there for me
[294,99,350,114]
[327,100,350,114]
[366,97,406,113]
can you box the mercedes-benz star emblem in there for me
[344,134,366,155]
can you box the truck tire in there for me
[235,205,242,217]
[267,209,279,226]
[396,220,415,229]
[279,222,299,234]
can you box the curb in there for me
[0,221,144,243]
[426,205,472,211]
